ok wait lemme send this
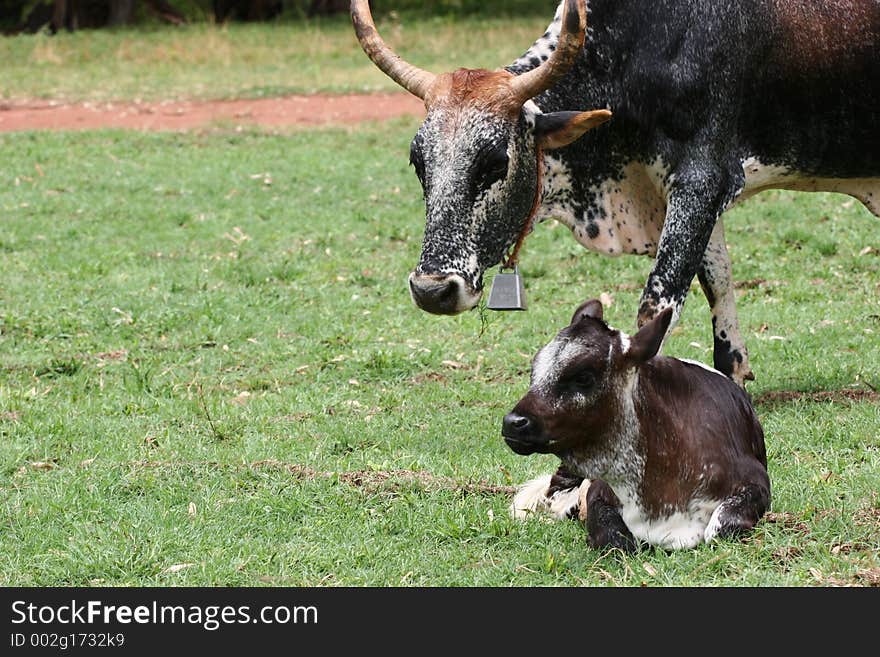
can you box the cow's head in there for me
[352,0,610,314]
[502,299,673,456]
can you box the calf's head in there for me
[352,0,611,314]
[503,299,673,456]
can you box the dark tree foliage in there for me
[3,0,185,33]
[1,0,552,33]
[306,0,347,16]
[213,0,281,22]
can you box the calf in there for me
[502,299,770,551]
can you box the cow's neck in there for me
[511,1,673,259]
[533,145,669,259]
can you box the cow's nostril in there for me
[409,273,479,315]
[502,411,548,455]
[502,412,532,436]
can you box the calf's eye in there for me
[569,370,596,391]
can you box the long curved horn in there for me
[510,0,587,104]
[351,0,436,100]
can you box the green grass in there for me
[0,14,554,102]
[1,123,878,586]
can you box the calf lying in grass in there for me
[502,299,770,551]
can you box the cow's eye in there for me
[410,141,426,186]
[476,145,509,190]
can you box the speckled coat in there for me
[356,0,880,386]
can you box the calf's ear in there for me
[626,308,673,363]
[535,110,612,150]
[570,298,604,325]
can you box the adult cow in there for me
[351,0,880,385]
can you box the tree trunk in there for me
[108,0,135,25]
[144,0,185,25]
[50,0,70,32]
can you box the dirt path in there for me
[0,92,426,132]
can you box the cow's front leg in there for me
[637,166,742,345]
[697,220,754,386]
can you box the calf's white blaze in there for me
[530,340,568,397]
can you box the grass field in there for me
[1,123,877,586]
[1,13,879,586]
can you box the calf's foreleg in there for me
[511,465,586,520]
[583,480,639,553]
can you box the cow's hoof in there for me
[732,363,756,388]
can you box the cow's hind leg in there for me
[697,219,754,386]
[511,465,586,520]
[584,479,639,553]
[704,484,770,542]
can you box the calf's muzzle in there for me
[502,411,550,455]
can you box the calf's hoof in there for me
[587,525,639,553]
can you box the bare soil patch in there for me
[119,458,516,496]
[0,92,426,132]
[754,389,880,407]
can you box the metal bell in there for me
[486,265,527,311]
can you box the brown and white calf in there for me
[502,299,770,551]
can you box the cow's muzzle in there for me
[409,272,481,315]
[502,412,552,455]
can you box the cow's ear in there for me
[535,110,612,150]
[570,298,604,325]
[626,308,673,363]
